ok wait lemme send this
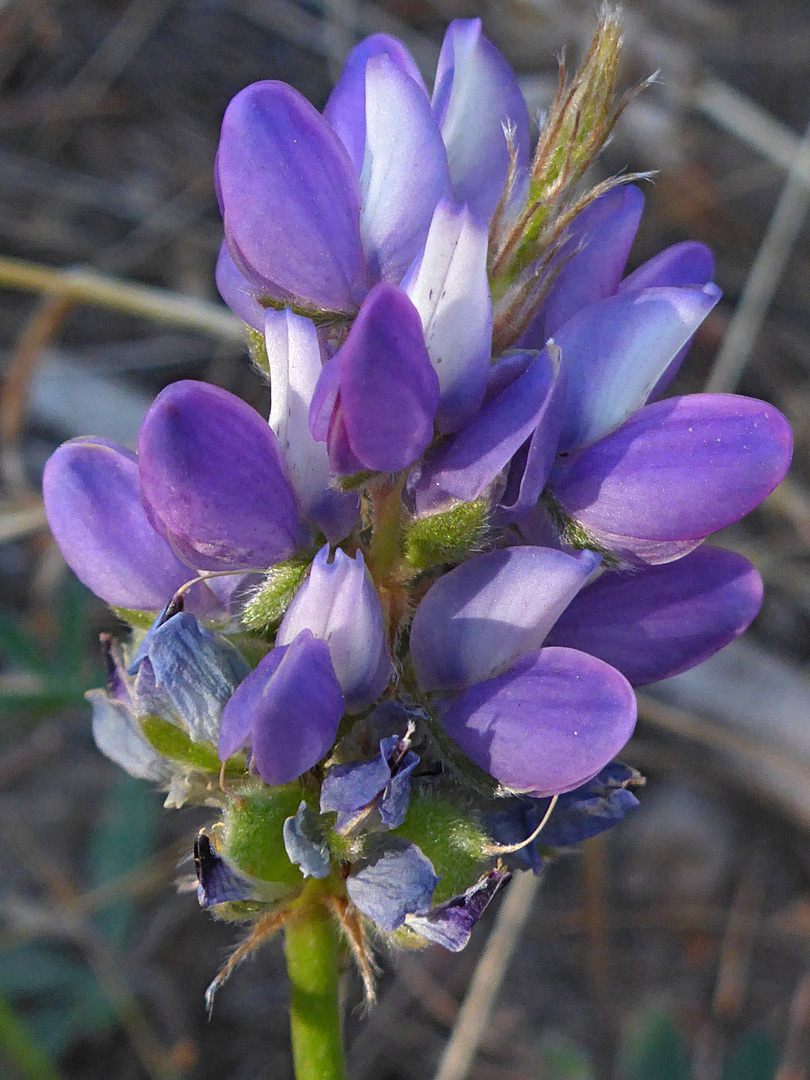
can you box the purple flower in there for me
[405,867,510,951]
[276,544,390,712]
[320,731,419,832]
[283,802,332,880]
[218,629,344,785]
[346,838,438,931]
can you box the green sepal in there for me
[110,606,158,631]
[540,489,619,567]
[337,470,376,492]
[394,792,492,903]
[224,786,310,886]
[240,558,311,634]
[246,324,270,376]
[403,499,490,572]
[140,714,246,774]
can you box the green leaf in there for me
[0,992,63,1080]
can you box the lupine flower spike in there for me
[42,8,791,1077]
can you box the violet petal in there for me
[138,380,303,571]
[552,393,793,564]
[546,547,764,685]
[216,81,369,313]
[432,19,530,221]
[43,438,193,611]
[324,283,440,472]
[215,241,266,331]
[440,646,637,795]
[411,546,601,692]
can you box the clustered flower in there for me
[43,12,791,991]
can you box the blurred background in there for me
[2,0,810,1077]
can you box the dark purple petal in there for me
[540,185,645,339]
[195,832,259,907]
[321,733,418,832]
[346,838,438,931]
[216,81,370,313]
[414,347,562,513]
[405,866,509,951]
[554,284,721,451]
[411,546,601,692]
[282,802,331,879]
[215,242,266,331]
[318,283,439,472]
[43,438,193,610]
[546,547,764,685]
[324,34,427,173]
[379,750,419,829]
[222,630,344,785]
[138,380,303,571]
[552,393,793,564]
[432,19,530,221]
[359,55,451,283]
[440,646,637,795]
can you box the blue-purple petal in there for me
[554,283,722,451]
[440,646,637,795]
[432,19,530,221]
[43,438,194,611]
[138,380,303,571]
[215,241,266,331]
[346,839,438,931]
[552,393,793,564]
[546,547,764,685]
[411,546,600,692]
[221,630,344,785]
[216,81,370,313]
[414,347,562,513]
[405,866,509,951]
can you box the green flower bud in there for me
[394,793,492,902]
[403,499,490,573]
[241,558,310,633]
[223,786,308,886]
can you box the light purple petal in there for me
[138,380,303,571]
[215,242,266,331]
[440,646,637,795]
[432,19,530,221]
[540,185,645,339]
[218,646,286,760]
[324,34,427,173]
[283,802,331,879]
[323,283,440,472]
[554,283,722,451]
[43,438,193,610]
[414,347,562,513]
[220,630,345,784]
[552,393,793,564]
[359,55,451,283]
[411,546,601,692]
[546,547,764,685]
[88,689,173,783]
[277,545,389,712]
[216,81,370,313]
[402,200,492,432]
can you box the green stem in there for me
[284,892,345,1080]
